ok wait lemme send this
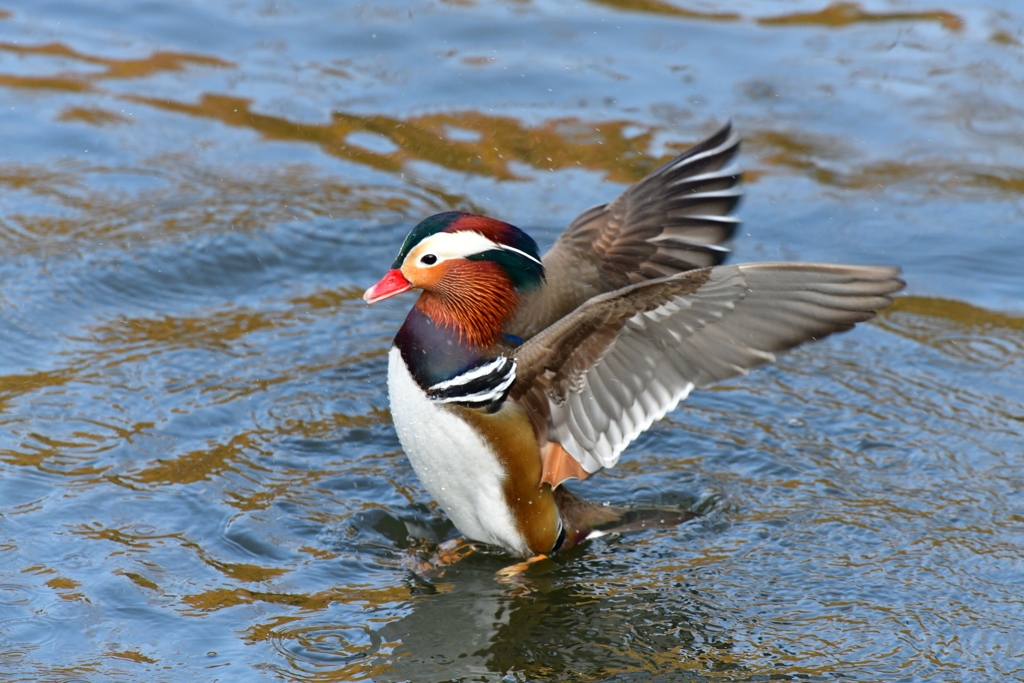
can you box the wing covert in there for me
[512,263,904,477]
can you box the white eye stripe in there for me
[412,231,542,266]
[495,243,543,267]
[415,232,501,262]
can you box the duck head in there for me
[364,211,544,348]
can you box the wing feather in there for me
[512,263,903,476]
[508,122,742,340]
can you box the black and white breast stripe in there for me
[426,356,517,408]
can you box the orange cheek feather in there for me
[414,260,520,349]
[401,259,445,290]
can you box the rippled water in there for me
[1,0,1023,681]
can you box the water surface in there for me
[1,0,1023,681]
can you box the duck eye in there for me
[420,254,437,265]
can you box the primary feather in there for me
[509,122,742,340]
[511,263,903,474]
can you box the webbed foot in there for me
[402,538,478,580]
[495,553,553,591]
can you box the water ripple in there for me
[2,0,1024,681]
[273,619,383,668]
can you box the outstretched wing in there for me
[511,263,904,475]
[508,122,741,340]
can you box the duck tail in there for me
[553,486,696,549]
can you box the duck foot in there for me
[401,538,478,580]
[495,553,551,589]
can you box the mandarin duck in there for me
[364,123,903,560]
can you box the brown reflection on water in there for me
[0,163,437,254]
[70,291,368,378]
[122,410,384,493]
[0,369,74,412]
[0,430,112,477]
[239,595,417,682]
[885,296,1024,335]
[0,278,389,489]
[72,522,289,582]
[8,33,1019,230]
[585,0,738,21]
[758,2,963,30]
[131,93,682,184]
[85,310,281,354]
[186,583,413,615]
[58,107,132,126]
[581,0,959,29]
[749,129,1024,195]
[0,72,91,92]
[202,556,290,583]
[0,41,230,90]
[879,296,1023,376]
[131,434,269,486]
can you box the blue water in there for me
[1,1,1023,681]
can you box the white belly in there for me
[387,347,526,555]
